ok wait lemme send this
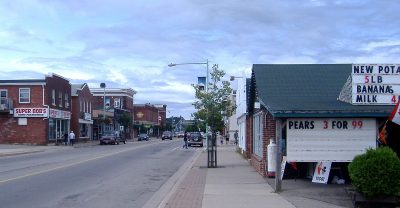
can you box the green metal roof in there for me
[251,64,393,118]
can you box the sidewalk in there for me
[162,145,352,208]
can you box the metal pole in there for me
[103,87,106,134]
[205,59,209,150]
[274,119,282,192]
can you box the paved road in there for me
[0,139,197,208]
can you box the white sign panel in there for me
[84,113,92,120]
[281,156,287,180]
[49,108,71,119]
[312,162,332,184]
[352,64,400,105]
[286,118,376,162]
[14,108,48,118]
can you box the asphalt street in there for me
[0,139,197,208]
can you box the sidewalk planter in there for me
[348,147,400,207]
[347,188,399,208]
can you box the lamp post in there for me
[100,83,106,135]
[168,60,209,92]
[168,59,210,142]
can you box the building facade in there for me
[70,83,94,141]
[133,104,162,137]
[248,64,396,183]
[0,74,71,144]
[91,88,136,140]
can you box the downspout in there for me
[42,84,50,144]
[42,84,49,120]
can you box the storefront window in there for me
[253,113,263,157]
[80,123,88,138]
[49,118,56,140]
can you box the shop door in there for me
[56,120,62,140]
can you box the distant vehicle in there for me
[162,131,173,140]
[188,132,203,147]
[138,133,149,141]
[100,133,120,145]
[177,132,185,138]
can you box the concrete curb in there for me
[142,148,203,208]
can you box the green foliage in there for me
[192,64,235,133]
[348,147,400,197]
[118,112,132,127]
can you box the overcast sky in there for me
[1,0,400,119]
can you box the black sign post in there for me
[207,133,217,168]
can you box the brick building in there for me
[133,104,165,137]
[70,83,94,141]
[0,74,71,144]
[91,87,136,140]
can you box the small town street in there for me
[0,139,197,208]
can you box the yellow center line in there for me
[0,141,167,184]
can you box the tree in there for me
[192,64,235,133]
[118,112,132,129]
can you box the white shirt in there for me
[69,132,75,140]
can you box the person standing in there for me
[69,131,76,146]
[183,131,188,149]
[63,132,68,146]
[234,130,238,145]
[225,133,230,145]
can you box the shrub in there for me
[348,147,400,197]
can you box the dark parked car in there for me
[138,133,149,141]
[188,132,203,147]
[100,133,120,145]
[162,131,173,140]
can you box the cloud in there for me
[1,0,400,119]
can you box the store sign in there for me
[49,108,71,119]
[352,64,400,105]
[312,162,332,184]
[84,113,91,120]
[14,108,48,118]
[286,118,376,162]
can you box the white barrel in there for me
[267,140,277,177]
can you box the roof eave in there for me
[271,110,391,118]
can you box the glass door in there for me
[56,120,62,140]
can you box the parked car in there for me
[100,133,120,145]
[138,133,149,141]
[188,132,203,147]
[162,131,173,140]
[177,132,185,138]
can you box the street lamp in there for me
[168,59,210,146]
[168,60,209,92]
[100,83,106,135]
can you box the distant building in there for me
[133,103,166,137]
[91,88,136,140]
[70,83,94,141]
[166,116,185,133]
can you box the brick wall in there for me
[71,84,93,141]
[264,112,276,176]
[0,85,48,144]
[245,114,252,158]
[250,110,276,177]
[0,116,47,144]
